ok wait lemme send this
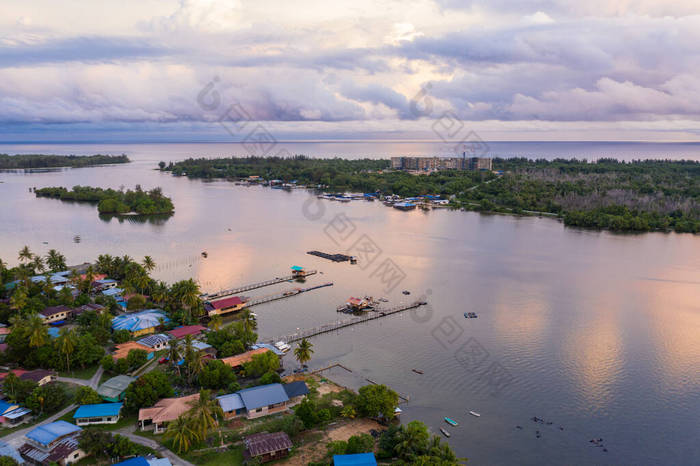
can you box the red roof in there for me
[167,325,207,339]
[210,296,245,310]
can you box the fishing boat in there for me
[440,428,451,438]
[393,202,416,211]
[469,411,481,417]
[412,369,424,375]
[274,341,291,353]
[444,417,459,426]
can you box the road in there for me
[116,426,196,466]
[56,365,104,389]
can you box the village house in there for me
[71,303,105,318]
[166,325,207,340]
[112,341,156,361]
[138,393,199,434]
[0,369,57,387]
[19,421,86,466]
[220,347,272,371]
[203,296,247,317]
[136,333,171,351]
[38,305,72,324]
[111,310,169,337]
[73,403,123,426]
[97,375,136,403]
[0,399,32,426]
[243,431,293,463]
[217,382,309,420]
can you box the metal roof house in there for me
[167,325,206,340]
[39,305,72,324]
[333,453,378,466]
[218,382,308,420]
[138,394,200,434]
[244,431,293,463]
[73,403,123,426]
[204,296,248,316]
[283,381,310,405]
[20,421,86,466]
[112,310,169,337]
[137,333,171,350]
[0,399,32,426]
[114,456,172,466]
[97,375,136,402]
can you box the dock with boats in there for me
[265,300,427,344]
[307,250,355,263]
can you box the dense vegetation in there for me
[162,156,699,233]
[35,185,174,215]
[0,153,129,169]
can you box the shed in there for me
[97,375,136,402]
[244,431,293,463]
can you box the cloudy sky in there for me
[2,0,700,141]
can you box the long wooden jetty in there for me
[246,282,333,307]
[201,270,318,300]
[266,300,427,344]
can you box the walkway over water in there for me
[265,300,427,344]
[201,270,318,300]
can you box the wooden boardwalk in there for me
[246,282,333,307]
[266,300,427,344]
[201,270,317,300]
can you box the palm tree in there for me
[81,265,95,294]
[168,340,182,375]
[45,249,67,272]
[294,338,314,368]
[95,254,113,275]
[164,415,200,454]
[18,246,33,263]
[172,279,202,321]
[9,285,28,311]
[30,255,45,274]
[142,256,156,273]
[187,350,206,384]
[239,309,257,347]
[27,314,49,348]
[209,315,223,331]
[151,281,169,305]
[187,390,223,443]
[57,328,78,373]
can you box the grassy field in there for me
[58,365,99,380]
[183,446,244,466]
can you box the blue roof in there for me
[26,421,81,446]
[73,403,123,419]
[217,393,245,412]
[0,400,17,415]
[103,288,124,296]
[283,381,309,398]
[333,453,377,466]
[0,440,23,464]
[95,278,117,284]
[250,343,285,356]
[112,310,169,332]
[291,265,304,271]
[114,457,149,466]
[48,327,60,339]
[237,383,289,411]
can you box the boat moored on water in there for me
[444,417,459,426]
[469,411,481,417]
[393,202,416,211]
[274,341,291,353]
[440,428,451,437]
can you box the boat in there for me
[274,341,291,353]
[393,202,416,211]
[402,290,410,295]
[440,428,451,438]
[444,417,459,426]
[412,369,424,375]
[201,251,208,258]
[469,411,481,417]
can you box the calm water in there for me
[1,143,699,465]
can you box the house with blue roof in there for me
[73,403,123,426]
[0,399,32,427]
[217,381,309,420]
[114,456,172,466]
[0,440,23,465]
[333,453,378,466]
[25,421,81,449]
[112,310,169,337]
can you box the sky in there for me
[2,0,700,142]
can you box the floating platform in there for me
[307,250,353,262]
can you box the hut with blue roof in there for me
[73,402,123,426]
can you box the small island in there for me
[160,156,699,234]
[0,153,130,169]
[35,185,175,216]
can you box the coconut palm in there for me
[187,350,206,384]
[57,328,78,373]
[151,281,169,305]
[294,338,314,368]
[209,315,223,331]
[164,415,200,454]
[142,256,156,273]
[171,279,202,321]
[30,255,45,274]
[18,246,33,263]
[187,390,223,442]
[95,254,114,275]
[9,285,28,311]
[239,309,257,347]
[27,314,49,348]
[45,249,67,273]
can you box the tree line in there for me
[0,153,129,169]
[35,185,174,215]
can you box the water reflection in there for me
[98,213,174,225]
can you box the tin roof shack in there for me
[20,421,86,466]
[137,333,171,351]
[167,325,207,340]
[244,432,293,463]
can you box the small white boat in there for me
[440,427,451,438]
[469,411,481,417]
[274,341,291,353]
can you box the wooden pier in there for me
[246,282,333,307]
[266,300,427,344]
[201,270,317,300]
